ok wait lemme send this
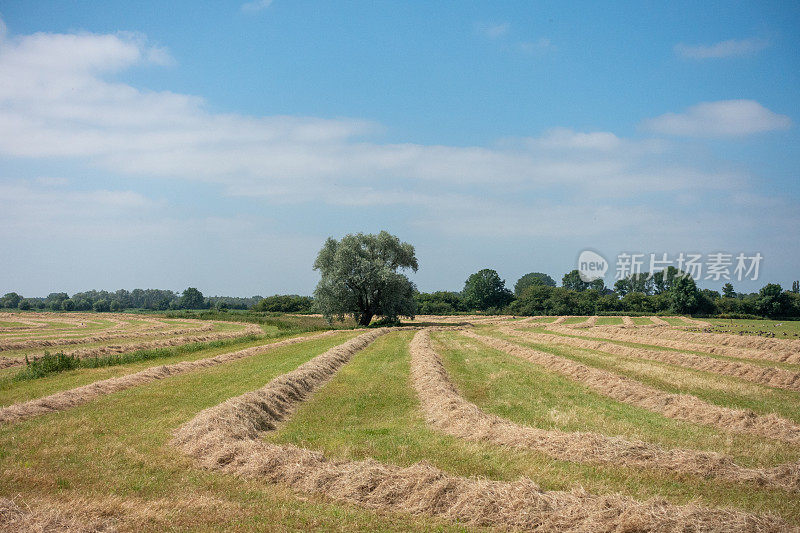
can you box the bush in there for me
[254,295,314,313]
[15,352,81,380]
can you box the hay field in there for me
[1,313,798,531]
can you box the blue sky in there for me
[0,1,798,297]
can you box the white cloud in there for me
[477,22,510,39]
[642,100,791,138]
[0,26,741,201]
[675,38,769,59]
[241,0,273,13]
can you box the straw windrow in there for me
[171,329,791,531]
[0,331,338,425]
[410,329,800,491]
[502,327,800,392]
[463,330,800,445]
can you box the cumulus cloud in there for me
[675,38,769,59]
[642,100,791,138]
[0,25,744,202]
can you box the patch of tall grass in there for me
[13,334,265,381]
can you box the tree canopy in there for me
[462,269,513,311]
[313,231,418,326]
[514,272,556,296]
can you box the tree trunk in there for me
[358,312,374,326]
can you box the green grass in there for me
[10,334,273,382]
[705,318,800,338]
[3,319,799,529]
[0,331,471,531]
[484,328,800,428]
[526,326,800,371]
[595,317,623,325]
[0,332,332,407]
[269,331,799,523]
[562,317,588,324]
[630,317,653,325]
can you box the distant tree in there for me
[313,231,418,326]
[463,269,514,311]
[110,300,124,312]
[722,283,736,298]
[670,276,701,314]
[180,287,205,309]
[757,283,789,318]
[613,278,631,296]
[93,299,110,312]
[507,285,555,315]
[793,281,800,294]
[62,299,75,311]
[2,292,22,309]
[18,299,32,310]
[653,266,682,294]
[588,278,606,292]
[514,272,556,296]
[74,298,92,311]
[561,270,589,292]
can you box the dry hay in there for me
[551,316,567,324]
[0,322,216,351]
[502,327,800,393]
[621,316,636,327]
[462,331,800,445]
[171,330,790,531]
[592,324,800,357]
[681,317,713,328]
[410,330,800,491]
[547,325,800,365]
[0,323,265,370]
[650,317,670,326]
[0,319,254,352]
[0,497,113,532]
[0,331,339,425]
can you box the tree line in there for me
[3,231,799,321]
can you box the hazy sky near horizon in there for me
[0,1,798,297]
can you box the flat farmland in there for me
[1,313,798,531]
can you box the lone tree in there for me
[313,231,418,326]
[463,269,513,311]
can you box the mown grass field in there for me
[0,312,798,530]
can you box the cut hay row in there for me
[502,327,800,392]
[586,323,800,355]
[462,330,800,445]
[0,316,191,340]
[172,331,789,532]
[621,316,636,327]
[0,323,265,370]
[650,316,670,326]
[552,316,567,324]
[0,331,339,425]
[681,317,713,328]
[547,325,800,365]
[0,322,217,351]
[410,330,800,491]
